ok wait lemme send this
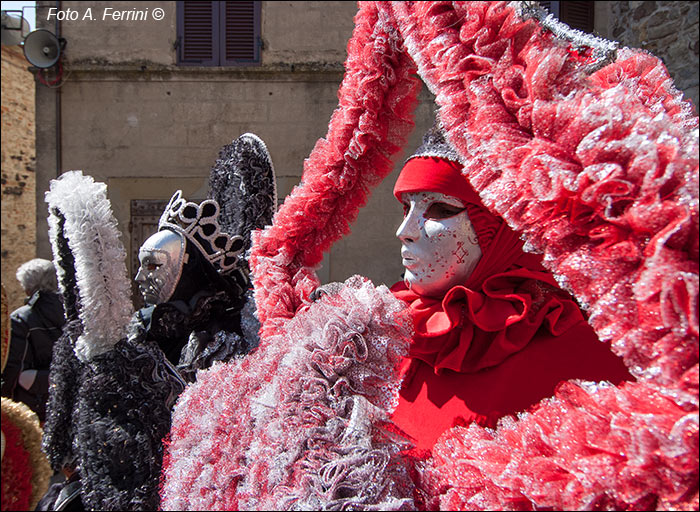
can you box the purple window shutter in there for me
[221,1,261,66]
[178,1,219,66]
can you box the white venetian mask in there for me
[134,229,187,306]
[396,191,482,298]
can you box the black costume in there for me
[40,133,277,510]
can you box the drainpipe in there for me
[55,0,62,177]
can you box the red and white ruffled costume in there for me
[161,2,698,510]
[389,153,633,458]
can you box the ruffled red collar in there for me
[391,267,585,374]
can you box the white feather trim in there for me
[45,171,134,362]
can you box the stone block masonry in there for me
[609,1,699,109]
[1,45,37,312]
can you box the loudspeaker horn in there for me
[1,11,31,46]
[23,29,64,68]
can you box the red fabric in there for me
[1,411,33,512]
[389,182,633,450]
[392,147,590,374]
[460,207,544,290]
[393,156,482,206]
[391,320,632,451]
[391,269,584,374]
[391,260,632,450]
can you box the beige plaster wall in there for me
[42,1,357,68]
[34,0,434,293]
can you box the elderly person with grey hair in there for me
[1,258,65,422]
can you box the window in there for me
[177,1,261,66]
[538,1,594,33]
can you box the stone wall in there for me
[1,45,36,312]
[603,1,699,109]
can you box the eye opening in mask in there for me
[424,201,467,220]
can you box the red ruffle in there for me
[161,277,415,510]
[424,380,698,511]
[249,2,422,339]
[163,3,422,509]
[391,266,583,373]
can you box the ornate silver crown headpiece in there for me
[407,118,463,165]
[158,190,245,275]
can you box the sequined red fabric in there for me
[163,2,698,510]
[1,411,33,512]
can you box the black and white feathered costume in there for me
[41,133,277,510]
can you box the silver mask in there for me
[396,191,482,298]
[134,229,187,305]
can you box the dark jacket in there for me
[1,290,65,422]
